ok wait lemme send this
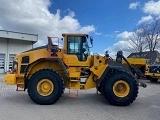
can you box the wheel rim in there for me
[37,79,54,96]
[113,80,130,98]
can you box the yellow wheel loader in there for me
[4,33,146,106]
[125,51,160,83]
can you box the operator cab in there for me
[63,34,93,61]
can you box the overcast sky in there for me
[0,0,160,58]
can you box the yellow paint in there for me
[84,73,96,90]
[37,79,54,96]
[63,54,92,67]
[113,80,130,98]
[123,58,146,68]
[90,65,107,78]
[68,81,80,89]
[69,72,80,78]
[4,74,17,84]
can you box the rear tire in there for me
[102,71,138,106]
[27,69,64,105]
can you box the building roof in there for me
[0,30,38,43]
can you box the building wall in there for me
[8,39,33,54]
[0,38,33,73]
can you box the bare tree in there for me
[127,30,148,57]
[139,18,160,52]
[119,18,160,59]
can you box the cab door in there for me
[67,36,85,61]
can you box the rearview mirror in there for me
[90,36,93,48]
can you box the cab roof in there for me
[62,33,88,37]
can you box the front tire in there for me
[102,71,138,106]
[27,69,64,105]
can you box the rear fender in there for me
[24,58,68,79]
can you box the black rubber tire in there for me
[102,71,138,106]
[27,69,64,105]
[150,78,158,83]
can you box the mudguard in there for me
[97,59,131,84]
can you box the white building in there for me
[0,30,38,73]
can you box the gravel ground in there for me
[0,74,160,120]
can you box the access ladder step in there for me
[70,79,79,82]
[16,84,25,92]
[69,90,78,98]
